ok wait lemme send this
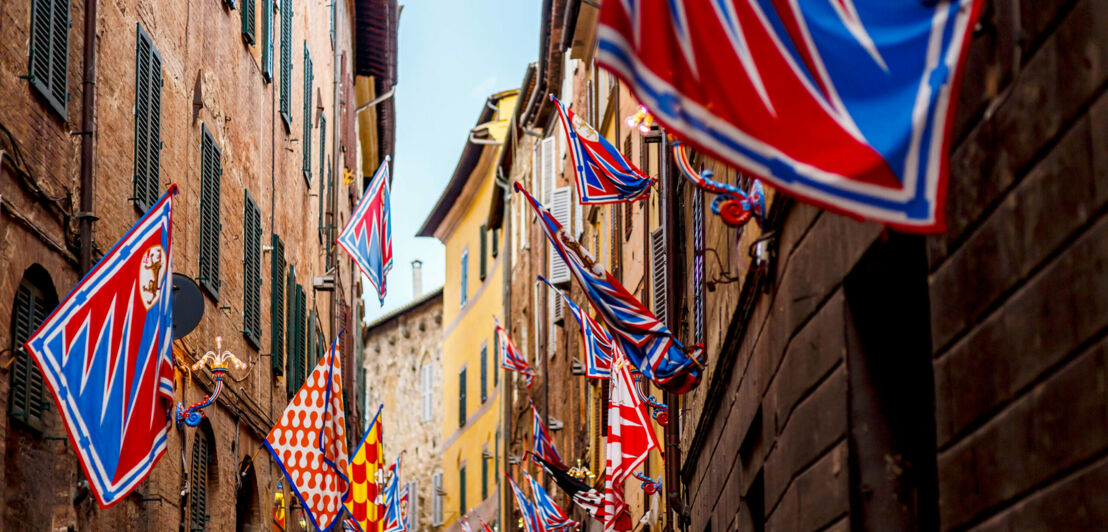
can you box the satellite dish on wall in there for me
[172,273,204,340]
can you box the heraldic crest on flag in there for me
[266,334,350,532]
[550,94,652,204]
[346,405,385,532]
[602,353,662,532]
[596,0,985,232]
[515,182,703,394]
[23,184,178,508]
[338,156,393,304]
[496,317,535,387]
[539,274,613,379]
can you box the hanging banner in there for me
[596,0,985,232]
[24,184,178,508]
[550,95,652,204]
[338,156,393,304]
[346,405,385,532]
[602,354,661,532]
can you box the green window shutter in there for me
[491,228,498,258]
[318,114,326,242]
[133,24,162,212]
[286,265,298,395]
[28,0,70,118]
[241,0,255,44]
[296,284,307,385]
[302,42,313,183]
[270,234,286,375]
[243,191,262,347]
[261,0,274,81]
[479,225,487,281]
[307,310,317,368]
[480,345,487,403]
[329,0,335,49]
[9,282,50,432]
[459,466,466,515]
[199,125,222,298]
[481,455,488,501]
[189,430,210,531]
[278,0,292,127]
[458,367,467,427]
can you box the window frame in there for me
[132,23,163,213]
[198,124,223,299]
[27,0,70,118]
[243,190,263,347]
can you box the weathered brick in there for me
[972,453,1108,532]
[934,214,1108,447]
[938,336,1108,530]
[766,442,849,532]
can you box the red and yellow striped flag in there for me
[345,406,385,532]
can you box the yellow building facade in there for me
[418,90,518,531]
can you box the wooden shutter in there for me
[432,473,443,526]
[199,125,222,298]
[493,332,499,386]
[458,368,467,427]
[481,452,489,500]
[693,190,705,343]
[480,345,488,403]
[318,114,327,241]
[459,250,468,307]
[491,227,499,258]
[261,0,274,81]
[459,466,466,514]
[307,310,317,370]
[133,24,162,211]
[241,0,256,44]
[548,187,572,285]
[421,364,433,422]
[295,285,307,382]
[651,227,667,323]
[279,0,292,126]
[408,481,419,529]
[9,282,49,431]
[270,234,286,374]
[541,136,556,204]
[286,266,298,395]
[302,43,313,182]
[243,191,262,347]
[28,0,69,117]
[479,225,488,281]
[189,430,210,530]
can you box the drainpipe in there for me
[660,133,683,532]
[498,167,512,532]
[77,0,99,275]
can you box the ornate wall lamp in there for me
[176,336,247,427]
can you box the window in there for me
[9,277,53,432]
[432,472,444,526]
[243,191,262,347]
[240,0,255,44]
[302,42,313,183]
[548,187,572,285]
[491,227,499,258]
[481,448,489,500]
[479,225,488,281]
[318,114,326,241]
[261,0,274,81]
[278,0,292,127]
[329,0,336,49]
[480,344,488,403]
[693,190,705,343]
[651,227,667,323]
[270,234,286,375]
[133,24,162,212]
[458,367,467,427]
[28,0,69,117]
[421,364,434,422]
[286,268,306,396]
[459,465,467,516]
[459,250,468,308]
[189,426,214,531]
[199,125,222,298]
[493,333,499,387]
[406,480,419,529]
[540,136,556,204]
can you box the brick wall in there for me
[677,1,1108,531]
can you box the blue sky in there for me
[363,1,541,323]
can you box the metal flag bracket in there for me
[673,141,766,229]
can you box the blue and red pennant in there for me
[508,474,545,532]
[551,95,652,204]
[24,184,178,508]
[515,183,703,394]
[496,317,535,388]
[524,469,579,531]
[338,156,393,304]
[539,274,613,379]
[530,403,567,469]
[596,0,984,233]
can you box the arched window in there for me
[8,265,57,433]
[189,422,217,531]
[235,455,260,532]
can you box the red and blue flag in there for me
[382,455,406,532]
[596,0,985,233]
[23,184,178,508]
[496,318,534,388]
[338,156,393,304]
[551,95,652,204]
[515,183,703,394]
[539,274,613,379]
[530,403,566,469]
[524,469,579,531]
[508,475,544,532]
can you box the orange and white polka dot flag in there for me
[265,334,350,532]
